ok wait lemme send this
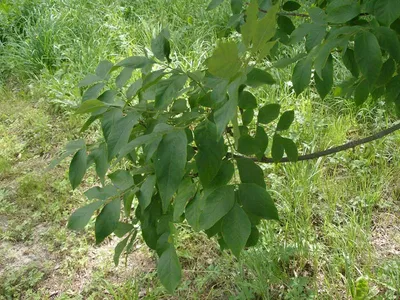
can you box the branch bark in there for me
[235,122,400,164]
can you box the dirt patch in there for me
[371,212,400,259]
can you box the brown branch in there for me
[236,122,400,164]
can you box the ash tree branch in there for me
[235,122,400,164]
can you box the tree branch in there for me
[236,122,400,164]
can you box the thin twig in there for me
[235,122,400,164]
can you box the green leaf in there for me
[68,200,103,230]
[194,121,225,186]
[107,112,140,160]
[123,190,134,217]
[326,0,361,23]
[99,90,117,104]
[283,1,301,11]
[258,103,280,124]
[82,82,105,101]
[209,160,235,188]
[238,135,260,155]
[155,130,188,213]
[281,137,298,162]
[237,183,279,220]
[206,41,241,79]
[271,134,284,162]
[157,245,182,293]
[199,185,235,230]
[246,68,275,87]
[354,79,370,105]
[185,193,204,231]
[241,109,254,126]
[342,48,359,77]
[308,7,327,25]
[214,76,244,137]
[305,24,326,51]
[76,99,106,114]
[246,226,260,247]
[315,54,333,100]
[374,0,400,26]
[138,175,156,213]
[108,170,133,190]
[374,27,400,62]
[116,67,133,88]
[236,157,265,188]
[101,108,123,141]
[126,79,143,99]
[95,60,114,79]
[276,110,294,131]
[69,148,87,190]
[254,126,268,159]
[377,58,396,86]
[88,143,109,185]
[78,74,102,88]
[278,15,295,35]
[95,199,121,244]
[222,204,251,257]
[155,74,188,109]
[151,29,171,63]
[292,58,312,95]
[114,235,130,266]
[173,178,196,222]
[231,0,243,14]
[85,185,118,201]
[116,56,153,68]
[273,53,307,68]
[207,0,224,10]
[49,139,86,169]
[114,222,133,238]
[354,31,382,84]
[238,91,257,109]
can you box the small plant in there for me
[57,0,400,292]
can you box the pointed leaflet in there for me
[246,68,275,87]
[271,134,284,162]
[76,100,106,114]
[276,110,294,131]
[238,91,257,109]
[108,170,133,190]
[238,135,260,155]
[206,41,241,79]
[214,75,244,137]
[69,148,87,190]
[374,27,400,62]
[258,103,280,124]
[237,183,279,220]
[281,137,298,162]
[236,157,265,188]
[255,126,268,159]
[199,185,235,230]
[155,74,188,109]
[82,83,105,101]
[68,200,103,230]
[114,235,130,266]
[95,60,114,79]
[354,79,370,106]
[173,178,196,222]
[138,175,156,213]
[116,67,133,88]
[185,193,204,232]
[101,108,123,141]
[194,120,225,187]
[292,58,312,95]
[208,160,235,189]
[283,1,301,12]
[315,54,333,100]
[78,74,102,88]
[154,130,187,213]
[342,49,359,77]
[222,204,251,258]
[88,143,109,185]
[326,0,360,23]
[354,31,382,84]
[157,245,182,293]
[107,112,140,161]
[115,56,152,68]
[95,199,121,244]
[151,29,171,62]
[374,0,400,26]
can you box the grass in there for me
[0,0,399,299]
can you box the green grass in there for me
[0,0,399,299]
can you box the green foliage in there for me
[58,0,400,293]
